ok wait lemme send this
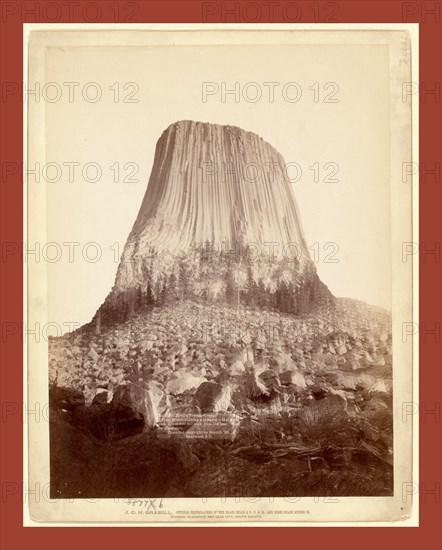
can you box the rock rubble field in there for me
[49,298,393,498]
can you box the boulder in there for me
[166,373,206,395]
[227,359,245,376]
[336,345,348,355]
[371,355,386,366]
[140,340,154,352]
[331,372,358,391]
[254,338,266,351]
[280,370,307,388]
[112,383,159,428]
[88,347,99,361]
[83,382,97,407]
[193,381,232,413]
[271,351,295,370]
[92,387,109,404]
[171,343,188,356]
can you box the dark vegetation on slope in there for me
[93,244,333,330]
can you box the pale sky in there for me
[39,36,391,330]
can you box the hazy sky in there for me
[39,34,391,329]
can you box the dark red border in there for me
[1,1,441,549]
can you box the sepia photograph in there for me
[24,24,417,524]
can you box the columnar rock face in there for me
[98,120,333,323]
[115,121,309,287]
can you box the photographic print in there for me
[25,24,417,524]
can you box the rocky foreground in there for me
[49,298,393,498]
